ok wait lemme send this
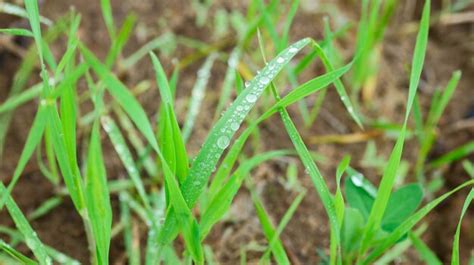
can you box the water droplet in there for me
[246,94,257,103]
[289,47,298,53]
[217,136,230,149]
[236,106,243,112]
[351,174,364,187]
[277,57,285,64]
[260,76,270,84]
[245,81,250,87]
[230,122,240,131]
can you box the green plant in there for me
[0,0,473,264]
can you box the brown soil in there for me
[0,0,473,264]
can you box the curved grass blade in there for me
[451,188,474,265]
[358,0,430,255]
[0,183,51,264]
[361,179,474,264]
[209,63,352,196]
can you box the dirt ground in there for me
[0,0,473,264]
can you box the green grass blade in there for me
[101,115,152,213]
[429,141,474,168]
[358,0,430,255]
[0,239,37,265]
[0,28,33,36]
[80,43,159,153]
[0,106,46,210]
[259,190,305,265]
[100,0,115,40]
[0,183,51,264]
[409,232,442,265]
[182,53,218,141]
[451,188,474,265]
[85,122,112,265]
[200,150,291,239]
[150,52,189,182]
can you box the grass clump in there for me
[0,0,473,264]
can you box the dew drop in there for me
[289,47,298,53]
[260,76,270,84]
[230,122,240,131]
[277,57,285,64]
[351,174,364,187]
[217,136,230,149]
[246,94,257,103]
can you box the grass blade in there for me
[451,188,474,265]
[85,122,112,265]
[358,0,430,255]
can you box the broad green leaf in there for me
[382,184,423,232]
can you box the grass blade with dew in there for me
[182,52,218,142]
[0,183,51,264]
[0,239,37,265]
[258,188,306,265]
[409,232,442,265]
[200,150,292,239]
[101,115,153,215]
[0,107,47,210]
[358,0,430,257]
[151,52,189,183]
[84,121,112,265]
[208,62,352,197]
[361,179,474,264]
[451,188,474,265]
[159,38,312,244]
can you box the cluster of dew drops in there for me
[191,39,309,187]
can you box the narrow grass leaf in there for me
[409,232,442,265]
[0,28,33,36]
[359,0,430,255]
[0,183,51,264]
[451,188,474,265]
[0,239,37,265]
[85,122,112,265]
